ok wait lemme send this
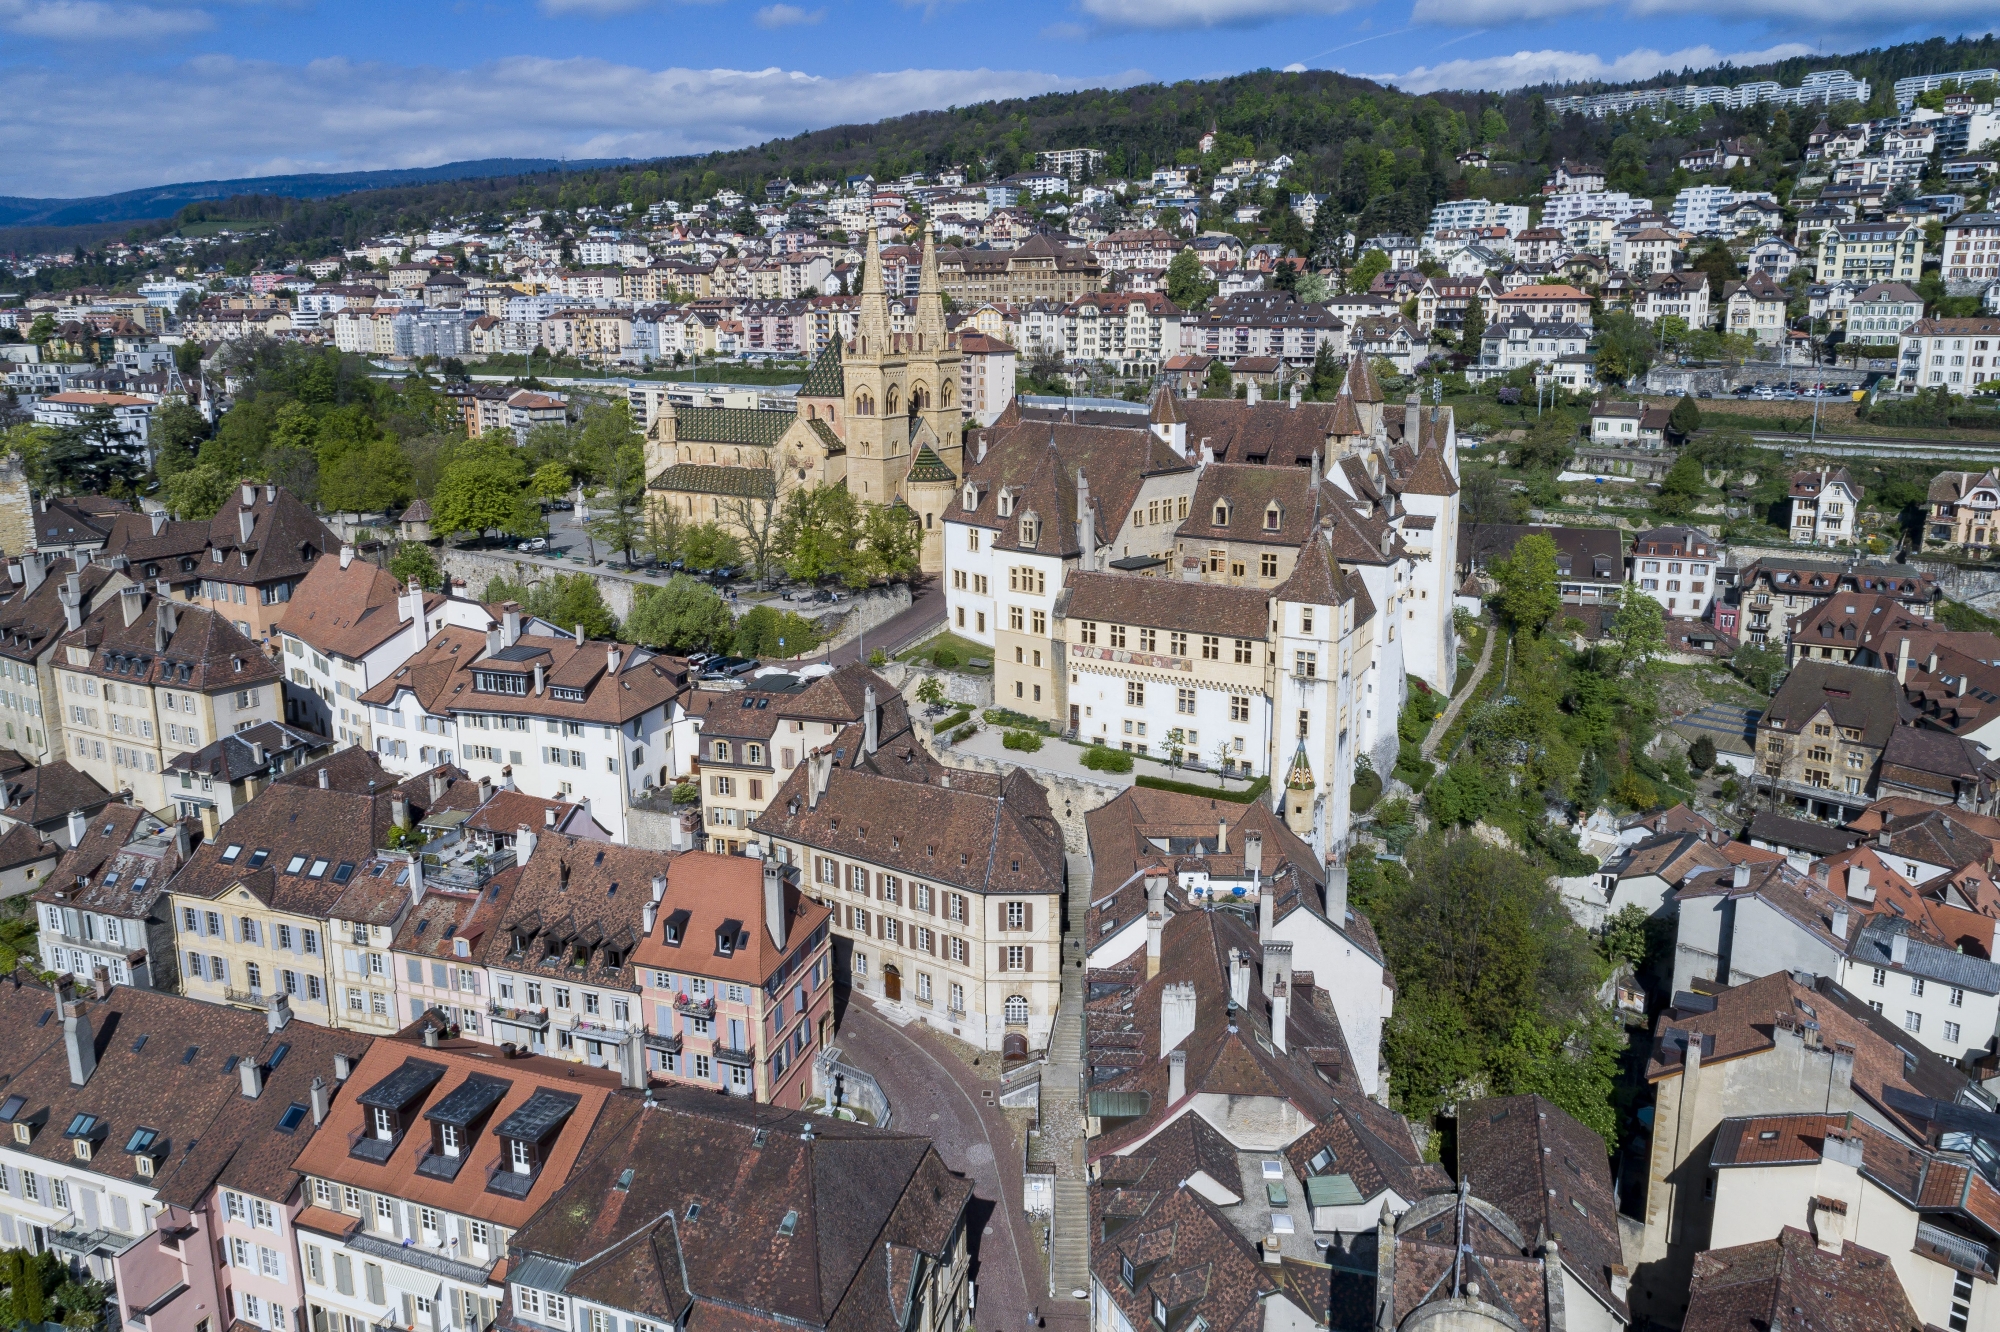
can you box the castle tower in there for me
[908,225,964,478]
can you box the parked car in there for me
[700,657,760,679]
[516,538,549,552]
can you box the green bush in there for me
[951,723,978,745]
[983,707,1048,732]
[930,646,959,669]
[1002,729,1044,752]
[1351,765,1383,814]
[935,709,972,733]
[670,781,698,804]
[1136,773,1270,803]
[1082,745,1135,773]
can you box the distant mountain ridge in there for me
[0,157,636,229]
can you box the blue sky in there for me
[0,0,1991,198]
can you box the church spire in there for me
[913,223,947,348]
[857,223,890,352]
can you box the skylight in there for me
[286,855,307,874]
[275,1104,309,1134]
[220,845,243,862]
[247,849,270,869]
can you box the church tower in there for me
[842,226,912,504]
[907,226,964,477]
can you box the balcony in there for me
[422,845,515,893]
[347,1124,398,1165]
[560,1013,642,1045]
[223,988,270,1010]
[488,1004,550,1031]
[1915,1221,1995,1277]
[485,1159,536,1201]
[413,1145,470,1183]
[713,1043,755,1069]
[673,995,716,1019]
[644,1031,682,1055]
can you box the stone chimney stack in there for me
[516,824,537,863]
[1167,1048,1187,1103]
[765,859,788,950]
[59,574,81,632]
[1159,980,1196,1055]
[238,506,255,545]
[1144,873,1167,979]
[340,545,355,570]
[1270,979,1289,1053]
[864,685,878,755]
[502,603,522,647]
[309,1076,330,1125]
[239,1056,263,1098]
[63,999,96,1087]
[120,583,143,626]
[1732,861,1751,888]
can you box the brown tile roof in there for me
[1059,570,1269,641]
[1457,1095,1626,1320]
[473,834,675,986]
[58,591,281,693]
[288,1028,630,1232]
[630,852,830,987]
[954,419,1189,558]
[1684,1227,1922,1332]
[1388,1191,1551,1331]
[0,977,372,1209]
[390,874,517,964]
[1091,1180,1331,1332]
[36,805,181,914]
[1762,660,1908,749]
[1175,398,1351,466]
[0,822,57,873]
[360,629,689,728]
[204,484,341,587]
[509,1087,969,1330]
[0,562,122,665]
[2,760,116,833]
[276,554,426,660]
[1176,464,1320,547]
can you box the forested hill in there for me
[27,31,2000,271]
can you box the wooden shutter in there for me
[1023,947,1034,972]
[1022,902,1033,932]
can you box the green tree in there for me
[152,400,208,477]
[862,502,923,583]
[1425,761,1491,826]
[625,575,734,652]
[529,460,573,502]
[1346,248,1390,294]
[732,604,824,658]
[1608,587,1666,675]
[38,404,146,495]
[431,442,539,538]
[1654,451,1707,519]
[678,522,744,573]
[1492,533,1561,635]
[1600,904,1651,970]
[1459,295,1486,352]
[775,483,865,586]
[1687,734,1716,774]
[1732,640,1786,693]
[914,676,947,708]
[1165,249,1216,310]
[164,463,236,520]
[16,1245,44,1326]
[388,543,439,589]
[1667,393,1702,439]
[536,572,619,640]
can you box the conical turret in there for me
[914,224,947,350]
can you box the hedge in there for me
[1135,773,1272,803]
[1081,745,1135,773]
[1002,729,1044,752]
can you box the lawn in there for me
[898,632,992,671]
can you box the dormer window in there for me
[1264,503,1282,531]
[963,484,978,510]
[352,1057,446,1164]
[488,1089,580,1199]
[1020,511,1040,546]
[1214,501,1230,526]
[998,489,1015,518]
[418,1074,509,1181]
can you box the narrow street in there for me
[836,1000,1055,1332]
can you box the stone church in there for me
[644,226,965,573]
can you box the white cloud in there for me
[754,3,822,25]
[1075,0,1360,29]
[0,0,213,39]
[1371,42,1813,93]
[0,54,1138,197]
[1413,0,1993,24]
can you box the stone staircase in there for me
[1045,853,1094,1302]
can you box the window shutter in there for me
[80,1188,100,1230]
[332,1252,353,1297]
[1023,903,1033,932]
[402,1294,415,1328]
[876,874,886,900]
[879,915,887,940]
[431,962,448,988]
[1023,946,1033,972]
[406,959,422,983]
[366,1265,386,1307]
[0,1215,13,1246]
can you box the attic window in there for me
[1757,1130,1779,1141]
[1264,503,1282,531]
[1020,513,1040,546]
[777,1210,798,1237]
[286,855,307,874]
[247,849,270,869]
[1214,501,1229,526]
[220,845,243,863]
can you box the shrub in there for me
[1351,766,1383,814]
[1687,735,1716,774]
[1002,729,1044,752]
[951,723,979,744]
[935,708,972,733]
[1137,774,1270,803]
[983,707,1047,732]
[930,646,959,669]
[1082,745,1135,773]
[670,781,698,804]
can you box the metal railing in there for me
[673,995,716,1019]
[223,988,270,1009]
[423,846,516,891]
[1916,1221,1995,1276]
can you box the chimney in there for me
[486,627,502,657]
[392,794,409,830]
[1258,877,1275,942]
[59,574,80,633]
[1075,467,1090,531]
[1832,905,1850,941]
[1897,637,1910,685]
[620,1031,646,1090]
[119,583,143,626]
[1145,874,1167,979]
[238,507,255,545]
[339,545,355,570]
[545,806,558,826]
[1929,649,1939,673]
[608,646,622,675]
[149,510,167,537]
[1160,980,1196,1054]
[1167,1048,1187,1103]
[1891,931,1909,967]
[643,900,657,936]
[534,662,545,695]
[422,1023,439,1048]
[63,999,95,1087]
[318,766,330,790]
[20,553,45,596]
[502,603,521,647]
[765,859,788,950]
[1405,393,1420,443]
[240,482,256,509]
[478,776,493,805]
[1246,379,1261,406]
[1216,818,1227,854]
[1261,939,1292,999]
[1245,830,1262,882]
[1289,380,1302,409]
[173,821,191,859]
[1229,948,1251,1010]
[157,589,176,636]
[334,1051,352,1082]
[1846,864,1874,902]
[430,772,446,804]
[807,747,833,809]
[309,1076,330,1126]
[239,1056,263,1098]
[251,740,267,768]
[265,484,276,504]
[574,624,585,646]
[652,875,666,902]
[1270,979,1289,1054]
[91,964,110,1000]
[1732,861,1750,888]
[516,824,537,863]
[864,685,878,754]
[66,808,86,846]
[1959,674,1970,697]
[1876,829,1890,849]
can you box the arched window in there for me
[886,386,901,414]
[806,404,815,420]
[911,385,930,412]
[941,381,954,406]
[856,391,874,416]
[1003,995,1029,1024]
